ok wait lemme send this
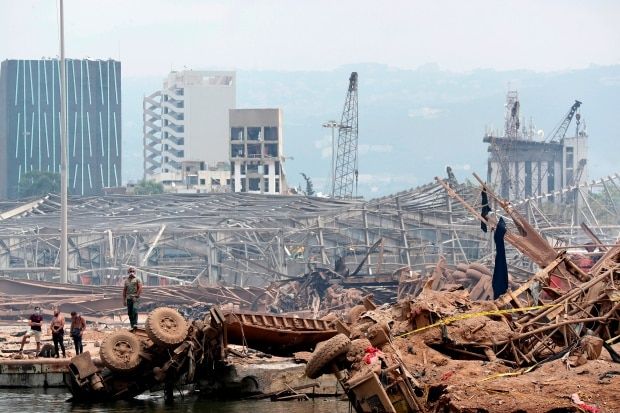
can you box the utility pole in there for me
[322,120,340,197]
[59,0,68,283]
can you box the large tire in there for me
[305,334,351,379]
[347,338,372,362]
[145,307,189,348]
[100,330,142,372]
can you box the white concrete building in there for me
[230,109,287,194]
[144,70,236,181]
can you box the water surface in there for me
[0,389,350,413]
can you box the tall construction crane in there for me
[333,72,359,199]
[547,100,582,142]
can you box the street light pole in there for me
[322,120,339,198]
[59,0,68,284]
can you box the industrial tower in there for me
[333,72,359,199]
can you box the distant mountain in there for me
[121,64,620,198]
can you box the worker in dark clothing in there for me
[123,267,143,330]
[19,306,44,355]
[50,309,66,358]
[70,311,86,355]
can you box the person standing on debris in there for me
[50,309,66,358]
[70,311,86,355]
[18,306,44,355]
[123,267,143,330]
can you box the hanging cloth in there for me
[492,217,509,299]
[481,189,491,233]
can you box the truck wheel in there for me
[347,338,372,362]
[145,307,189,347]
[305,334,351,379]
[100,330,142,372]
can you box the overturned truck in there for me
[66,306,340,401]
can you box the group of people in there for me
[18,266,142,357]
[19,307,86,358]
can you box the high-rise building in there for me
[0,59,122,198]
[143,70,235,183]
[230,108,287,194]
[0,59,122,199]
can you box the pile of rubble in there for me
[295,179,620,412]
[302,273,618,412]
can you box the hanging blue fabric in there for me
[492,217,508,299]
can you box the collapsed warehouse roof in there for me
[0,172,618,294]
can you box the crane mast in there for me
[333,72,359,199]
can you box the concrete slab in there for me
[0,359,69,388]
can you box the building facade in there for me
[0,59,122,199]
[230,108,286,194]
[143,70,235,181]
[154,161,231,193]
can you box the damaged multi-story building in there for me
[483,90,588,202]
[229,108,287,194]
[143,70,236,192]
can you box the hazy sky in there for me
[1,0,619,77]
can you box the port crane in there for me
[333,72,359,199]
[547,100,582,142]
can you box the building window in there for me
[275,161,280,175]
[275,179,280,193]
[249,178,260,191]
[200,179,206,185]
[264,178,269,193]
[265,143,278,157]
[247,143,261,157]
[247,127,261,141]
[525,161,532,197]
[566,147,574,168]
[247,163,259,174]
[231,127,244,141]
[264,127,278,141]
[231,144,244,158]
[548,161,555,201]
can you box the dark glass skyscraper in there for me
[0,59,121,199]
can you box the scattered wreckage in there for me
[7,174,620,411]
[297,177,619,412]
